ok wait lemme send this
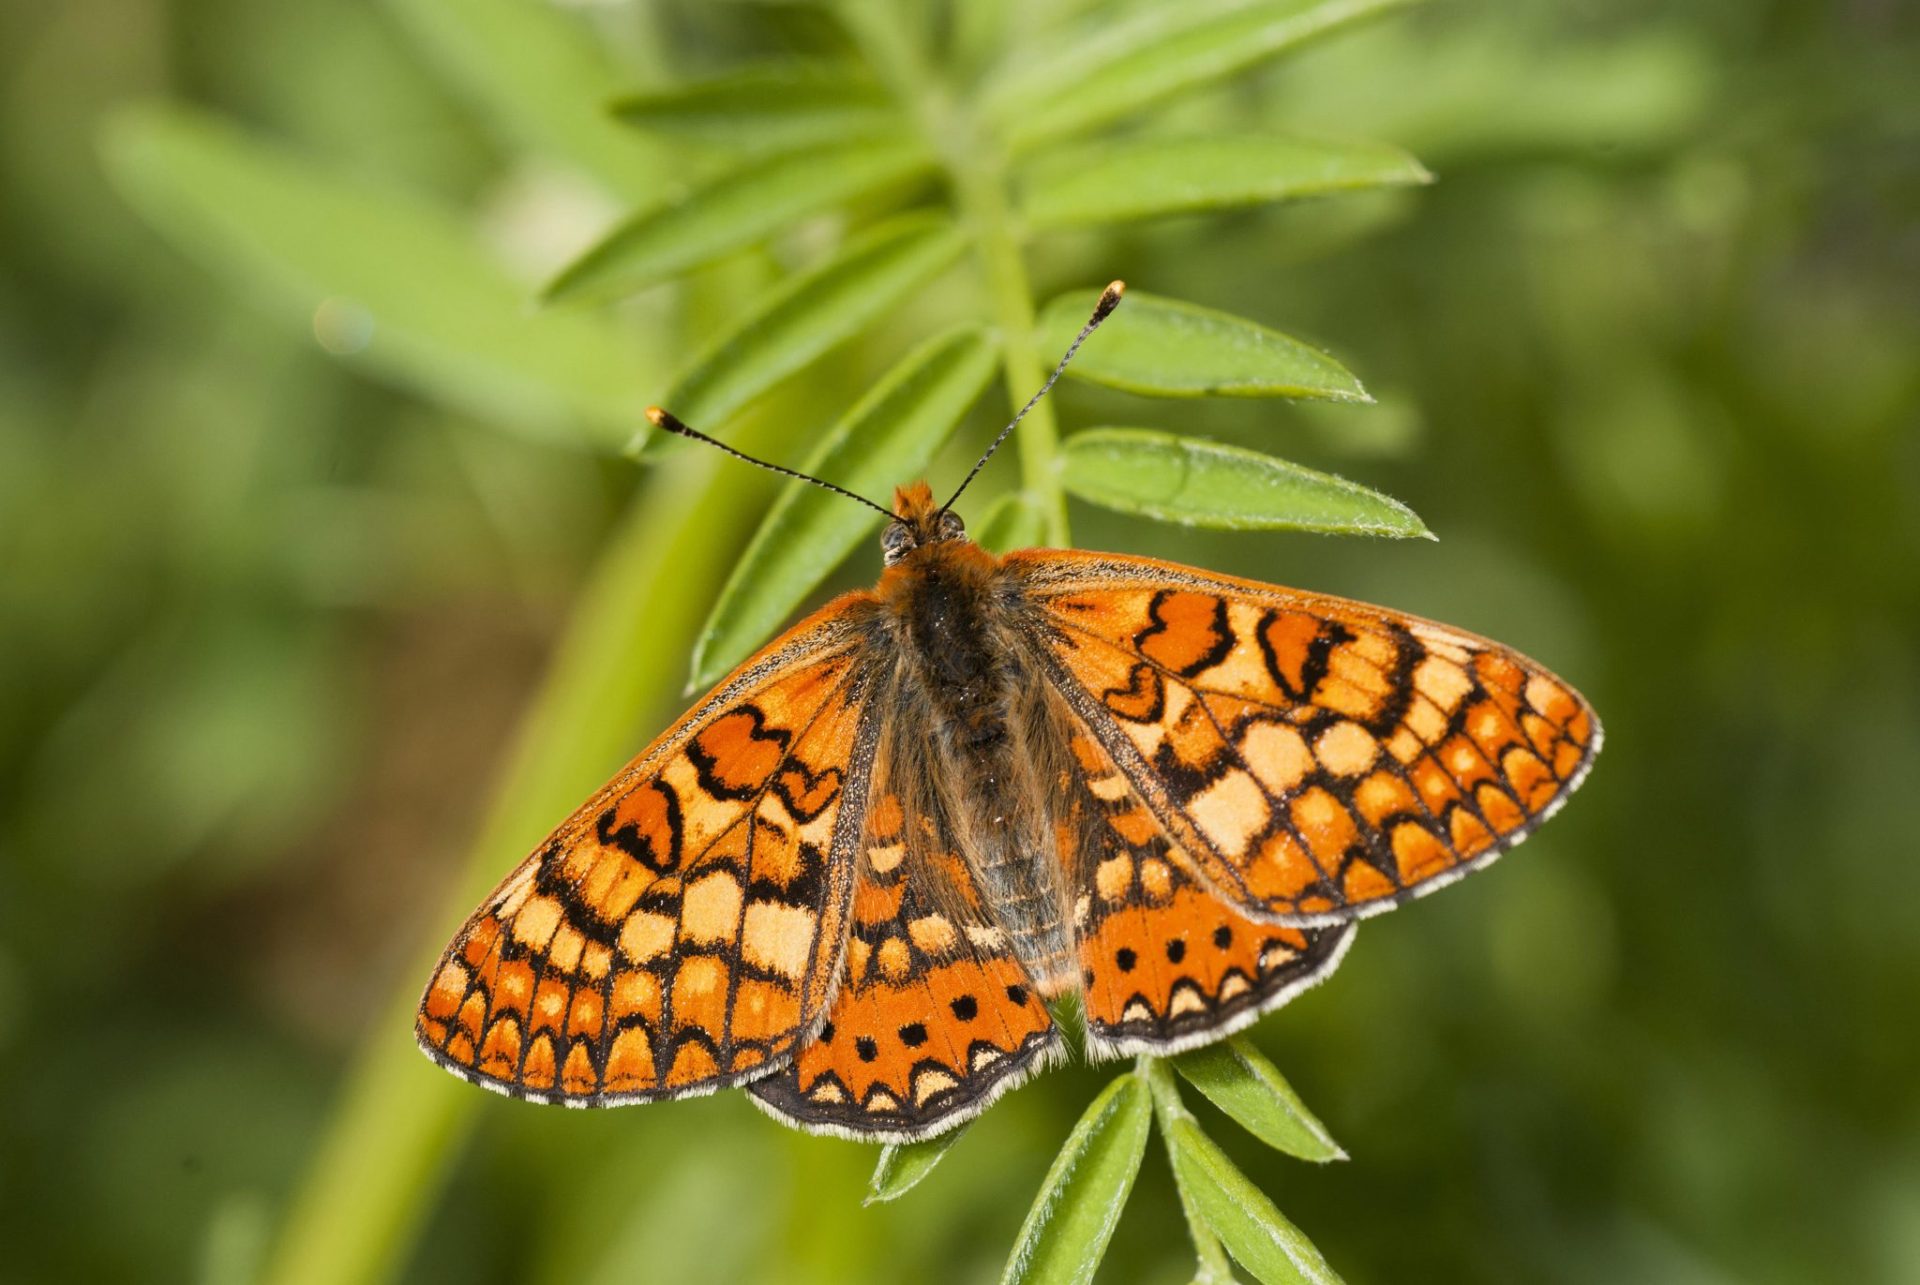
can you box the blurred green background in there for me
[3,1,1917,1282]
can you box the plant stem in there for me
[835,0,1071,546]
[951,160,1070,546]
[261,444,776,1285]
[1143,1059,1239,1285]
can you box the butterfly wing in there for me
[416,595,883,1104]
[1058,718,1354,1057]
[1009,549,1601,926]
[749,715,1060,1141]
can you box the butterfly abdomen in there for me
[882,540,1076,986]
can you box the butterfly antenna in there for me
[941,279,1125,514]
[645,408,902,521]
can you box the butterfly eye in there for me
[936,511,966,543]
[880,522,915,564]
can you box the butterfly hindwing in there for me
[416,599,882,1104]
[749,723,1060,1141]
[1012,550,1600,925]
[1060,722,1353,1056]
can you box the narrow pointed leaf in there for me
[866,1127,968,1205]
[1036,290,1368,402]
[654,214,967,440]
[1166,1117,1344,1285]
[987,0,1417,153]
[1062,430,1430,538]
[545,136,933,303]
[613,64,899,154]
[1000,1074,1153,1285]
[1142,1058,1240,1285]
[101,105,646,450]
[385,0,672,201]
[1021,134,1429,229]
[973,491,1049,553]
[689,326,998,688]
[1174,1038,1346,1163]
[1174,1171,1242,1285]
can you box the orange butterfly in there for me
[416,284,1600,1140]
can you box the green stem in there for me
[261,444,776,1285]
[835,0,1070,546]
[952,161,1069,545]
[1144,1059,1239,1285]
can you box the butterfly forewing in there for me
[749,719,1060,1141]
[1009,549,1600,926]
[416,598,883,1104]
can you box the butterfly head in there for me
[881,481,967,565]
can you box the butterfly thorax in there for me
[875,504,1078,991]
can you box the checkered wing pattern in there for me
[750,720,1059,1141]
[1056,720,1354,1057]
[416,598,881,1104]
[1011,550,1601,926]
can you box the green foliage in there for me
[974,491,1050,555]
[101,106,648,449]
[1160,1114,1343,1284]
[1019,133,1430,229]
[1034,290,1371,402]
[382,0,675,200]
[1147,1059,1346,1285]
[866,1127,970,1205]
[656,214,968,440]
[611,64,897,155]
[689,325,999,688]
[1000,1073,1154,1285]
[1062,430,1431,536]
[981,0,1417,152]
[1173,1038,1346,1164]
[544,136,933,302]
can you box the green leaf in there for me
[613,63,900,155]
[1165,1116,1345,1285]
[972,491,1049,553]
[688,326,998,689]
[101,105,647,451]
[1036,290,1368,402]
[986,0,1418,153]
[1000,1074,1153,1285]
[1020,133,1429,229]
[865,1127,968,1205]
[1175,1183,1241,1285]
[1171,1152,1242,1285]
[1142,1061,1240,1285]
[544,136,933,303]
[1173,1038,1346,1163]
[1061,430,1431,538]
[651,214,967,442]
[384,0,673,202]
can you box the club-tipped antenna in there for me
[645,407,902,521]
[941,280,1125,515]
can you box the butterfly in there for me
[416,283,1600,1141]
